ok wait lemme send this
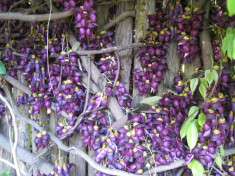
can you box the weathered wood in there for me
[0,83,15,175]
[132,0,155,108]
[0,112,15,175]
[86,5,110,176]
[115,0,135,91]
[13,72,30,174]
[0,133,54,174]
[184,56,201,80]
[158,40,181,96]
[199,1,213,70]
[69,133,86,176]
[32,108,50,176]
[49,111,67,164]
[88,150,95,176]
[183,0,208,80]
[96,5,109,32]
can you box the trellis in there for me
[0,0,234,176]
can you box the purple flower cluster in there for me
[75,0,97,39]
[37,161,75,176]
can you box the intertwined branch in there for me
[0,10,75,21]
[2,73,235,176]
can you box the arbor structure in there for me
[0,0,234,176]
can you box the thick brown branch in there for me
[2,88,141,176]
[3,74,99,120]
[3,77,235,175]
[0,10,75,21]
[3,75,31,95]
[68,34,128,130]
[75,43,144,55]
[143,147,235,175]
[199,0,213,70]
[101,10,136,31]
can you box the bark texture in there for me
[115,1,135,91]
[132,0,155,108]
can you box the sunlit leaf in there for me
[199,84,206,100]
[200,78,208,88]
[188,159,205,176]
[205,70,213,86]
[220,145,224,156]
[139,96,162,106]
[227,0,235,16]
[188,106,199,121]
[215,152,223,169]
[198,112,206,127]
[190,78,198,95]
[180,119,190,140]
[222,27,235,60]
[212,70,219,85]
[187,121,198,151]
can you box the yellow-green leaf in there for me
[188,159,205,176]
[188,106,199,121]
[190,78,198,95]
[180,119,190,140]
[199,84,206,100]
[187,122,198,151]
[198,112,206,127]
[227,0,235,17]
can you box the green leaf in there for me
[200,78,208,88]
[180,119,190,140]
[215,152,223,169]
[199,84,206,100]
[205,70,213,86]
[0,61,6,75]
[188,106,199,121]
[227,0,235,16]
[139,96,162,106]
[72,41,81,51]
[198,112,206,127]
[2,169,8,174]
[188,159,194,168]
[222,27,235,60]
[190,78,198,95]
[212,70,219,85]
[188,159,205,176]
[220,145,224,156]
[186,121,198,151]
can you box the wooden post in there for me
[13,72,30,174]
[157,40,181,95]
[183,56,201,80]
[49,112,67,165]
[88,150,95,176]
[184,0,208,80]
[96,4,110,33]
[69,134,86,176]
[87,4,110,176]
[132,0,155,107]
[115,0,135,91]
[32,108,50,175]
[0,112,16,175]
[0,84,15,175]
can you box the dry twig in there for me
[101,10,136,31]
[0,10,75,21]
